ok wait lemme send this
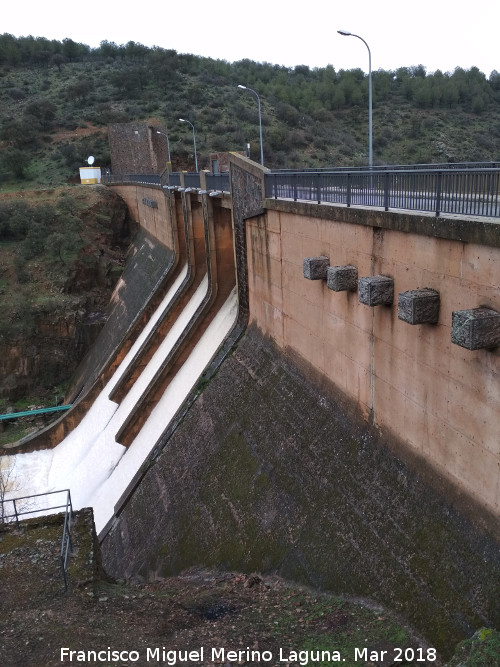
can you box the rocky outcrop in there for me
[0,186,132,406]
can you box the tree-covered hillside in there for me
[0,185,130,435]
[1,33,500,185]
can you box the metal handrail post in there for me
[384,172,390,211]
[60,490,73,592]
[435,172,442,217]
[61,554,68,592]
[64,490,73,554]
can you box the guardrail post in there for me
[435,171,442,216]
[347,173,352,207]
[293,173,298,202]
[60,490,73,592]
[61,554,68,592]
[384,172,390,211]
[316,173,321,204]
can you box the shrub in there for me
[7,88,26,100]
[0,201,30,240]
[22,223,47,259]
[1,148,31,178]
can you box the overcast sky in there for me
[4,0,499,77]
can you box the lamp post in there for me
[179,118,198,172]
[338,30,372,169]
[238,84,264,166]
[155,130,172,172]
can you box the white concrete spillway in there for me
[6,265,238,534]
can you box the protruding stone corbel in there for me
[327,265,358,292]
[358,275,394,306]
[451,307,500,350]
[398,289,440,325]
[303,256,329,280]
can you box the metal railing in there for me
[168,172,182,186]
[103,164,500,217]
[183,172,201,188]
[1,489,73,591]
[104,170,229,193]
[272,161,500,173]
[265,168,500,217]
[102,173,161,185]
[206,172,230,192]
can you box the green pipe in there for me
[0,404,72,421]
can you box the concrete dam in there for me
[7,153,500,657]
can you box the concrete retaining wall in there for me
[110,184,175,249]
[247,200,500,526]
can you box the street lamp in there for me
[338,30,373,169]
[179,118,198,172]
[155,130,172,171]
[238,84,264,166]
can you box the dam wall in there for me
[104,167,500,530]
[247,199,500,525]
[109,184,176,249]
[100,157,500,657]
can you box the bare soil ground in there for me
[0,513,438,667]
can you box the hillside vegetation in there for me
[1,34,499,419]
[0,185,130,437]
[1,34,500,184]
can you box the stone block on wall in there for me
[398,289,440,325]
[451,307,500,350]
[358,275,394,306]
[327,265,358,292]
[303,256,329,280]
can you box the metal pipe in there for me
[238,85,264,166]
[338,30,373,169]
[155,130,172,170]
[179,119,198,172]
